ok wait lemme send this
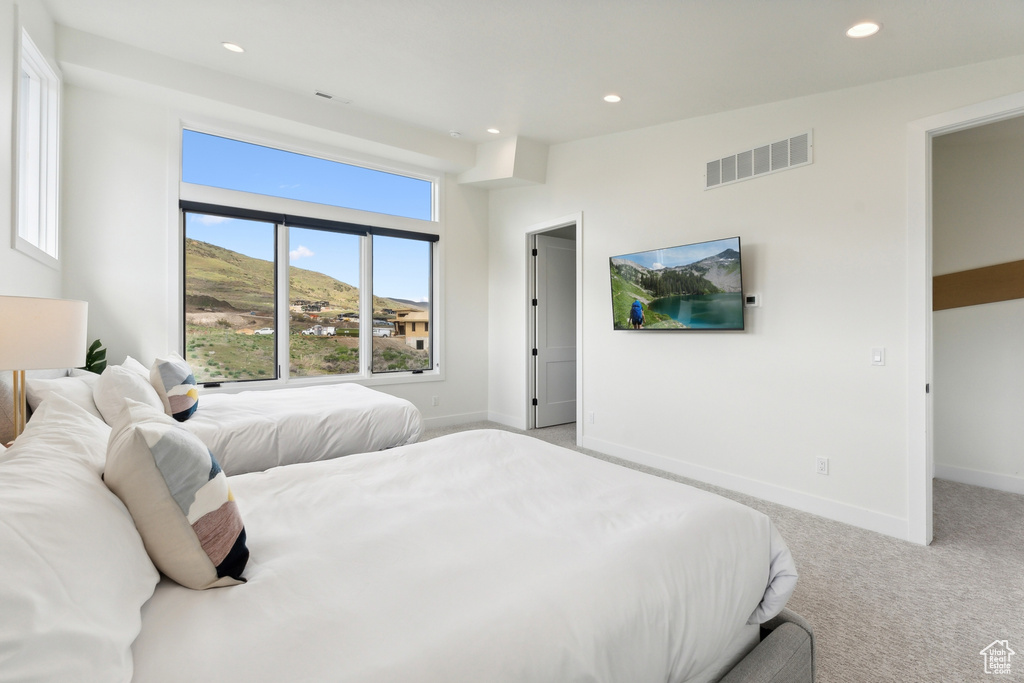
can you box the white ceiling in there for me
[42,0,1024,145]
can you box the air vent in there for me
[705,131,813,190]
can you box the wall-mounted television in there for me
[609,236,744,330]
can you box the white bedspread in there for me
[183,383,422,475]
[132,429,796,683]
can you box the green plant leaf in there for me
[82,339,108,374]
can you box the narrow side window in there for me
[15,29,61,263]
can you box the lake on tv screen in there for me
[647,292,743,329]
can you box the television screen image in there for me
[610,237,744,330]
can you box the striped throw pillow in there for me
[104,399,248,589]
[150,354,198,422]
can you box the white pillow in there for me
[0,394,159,681]
[5,370,79,444]
[93,364,164,425]
[26,372,102,419]
[122,355,151,377]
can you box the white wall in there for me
[932,129,1024,494]
[0,0,61,298]
[59,82,490,424]
[489,56,1024,540]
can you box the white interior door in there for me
[534,235,576,427]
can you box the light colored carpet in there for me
[422,421,1024,682]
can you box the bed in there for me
[181,383,423,474]
[0,395,810,683]
[21,356,423,475]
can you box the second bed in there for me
[183,382,423,474]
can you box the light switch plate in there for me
[871,347,885,366]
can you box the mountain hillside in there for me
[674,248,742,293]
[611,248,741,298]
[185,238,418,313]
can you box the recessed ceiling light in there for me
[487,128,501,135]
[222,42,245,53]
[313,91,352,105]
[846,22,881,38]
[603,94,622,103]
[449,130,462,138]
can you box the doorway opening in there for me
[931,117,1024,493]
[908,91,1024,544]
[526,217,581,440]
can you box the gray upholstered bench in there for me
[719,609,815,683]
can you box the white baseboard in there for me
[421,411,489,430]
[580,434,909,541]
[486,411,527,430]
[935,464,1024,496]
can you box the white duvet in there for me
[183,383,422,475]
[132,429,796,683]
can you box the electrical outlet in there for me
[816,457,829,475]
[586,411,595,424]
[431,396,440,406]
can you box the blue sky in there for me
[183,130,432,220]
[617,237,739,270]
[183,131,431,301]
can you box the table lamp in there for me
[0,296,88,439]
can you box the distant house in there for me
[293,299,330,312]
[394,309,429,351]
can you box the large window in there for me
[181,129,438,385]
[15,29,60,262]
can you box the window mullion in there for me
[360,235,373,376]
[276,222,290,383]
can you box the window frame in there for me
[176,123,444,391]
[13,28,61,267]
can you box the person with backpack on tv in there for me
[629,299,645,329]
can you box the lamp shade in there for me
[0,296,89,371]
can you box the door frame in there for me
[907,90,1024,545]
[525,213,583,444]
